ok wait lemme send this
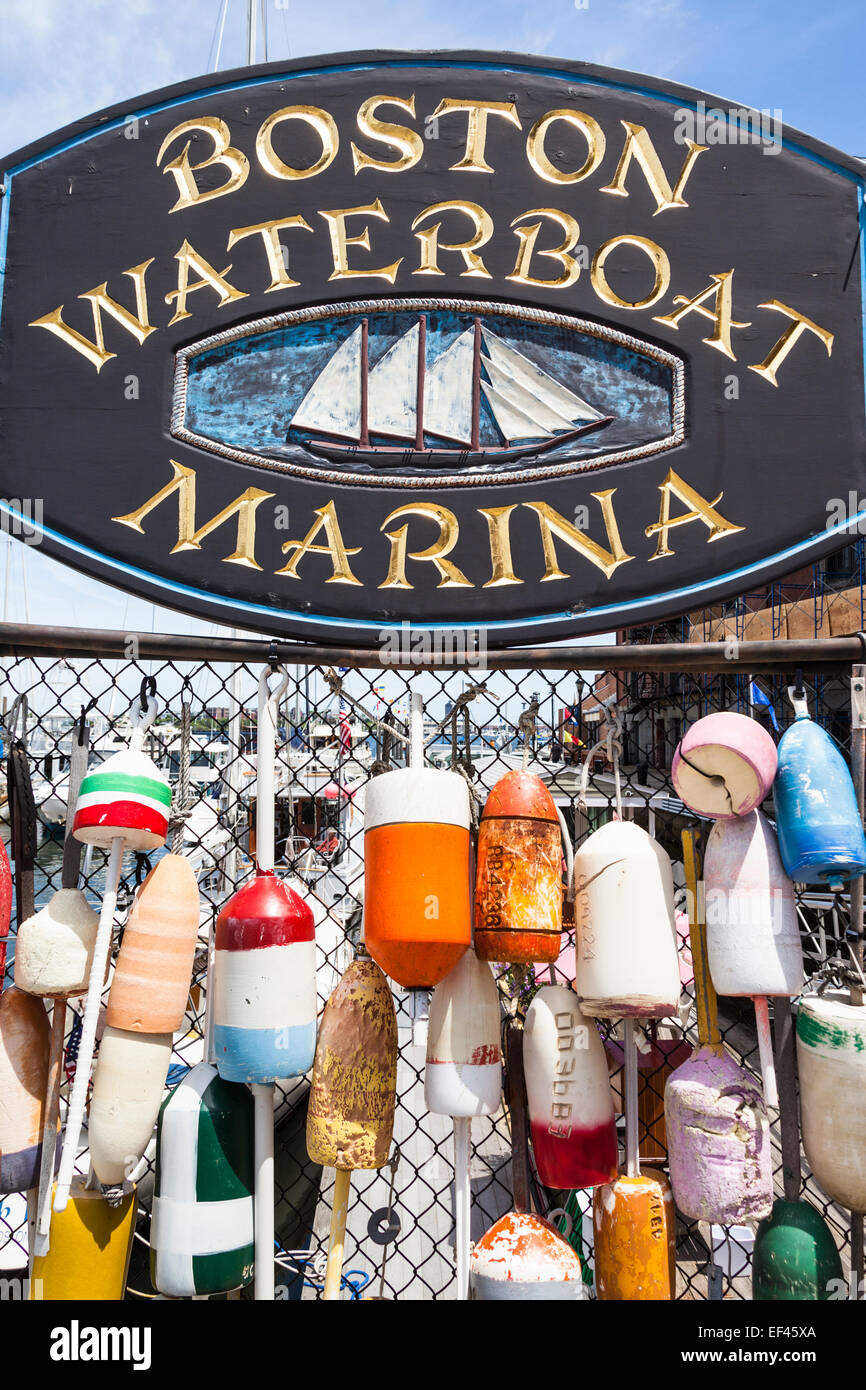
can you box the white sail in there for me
[481,354,577,438]
[291,325,363,440]
[423,328,475,446]
[367,323,419,441]
[481,329,604,423]
[481,380,554,444]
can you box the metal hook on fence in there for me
[77,696,98,746]
[138,674,156,715]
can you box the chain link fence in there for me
[0,644,859,1299]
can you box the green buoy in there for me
[753,1199,842,1300]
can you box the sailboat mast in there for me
[471,317,481,451]
[415,314,426,450]
[360,317,370,447]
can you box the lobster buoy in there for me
[364,768,471,988]
[573,821,680,1018]
[470,1212,587,1300]
[523,985,617,1188]
[425,948,501,1117]
[0,836,12,980]
[14,889,98,998]
[151,1062,255,1298]
[474,770,562,964]
[106,854,200,1034]
[753,1199,843,1300]
[89,1026,172,1186]
[672,711,777,819]
[72,747,171,851]
[0,987,51,1192]
[212,871,316,1084]
[593,1169,675,1300]
[665,1046,773,1223]
[797,992,866,1211]
[774,705,866,889]
[705,812,804,997]
[30,1177,136,1300]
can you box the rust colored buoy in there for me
[475,770,563,964]
[0,986,51,1192]
[470,1211,587,1300]
[593,1168,676,1300]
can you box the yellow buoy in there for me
[593,1168,676,1300]
[30,1177,136,1301]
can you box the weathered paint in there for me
[364,768,471,987]
[72,749,171,852]
[306,957,397,1171]
[475,770,562,965]
[593,1168,675,1301]
[797,992,866,1212]
[523,985,617,1188]
[31,1177,136,1300]
[672,711,777,820]
[705,811,804,998]
[106,854,200,1033]
[470,1211,586,1300]
[89,1026,172,1186]
[753,1198,843,1300]
[0,986,52,1192]
[574,820,681,1018]
[14,888,98,998]
[151,1062,255,1298]
[664,1045,773,1224]
[775,716,866,888]
[425,949,502,1118]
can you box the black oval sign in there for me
[1,50,864,646]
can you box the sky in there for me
[1,0,865,654]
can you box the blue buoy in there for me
[774,689,866,890]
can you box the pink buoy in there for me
[672,712,777,820]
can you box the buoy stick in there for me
[324,1167,351,1300]
[623,1018,639,1178]
[681,830,721,1049]
[54,833,123,1212]
[772,998,801,1202]
[454,1115,471,1300]
[505,1020,530,1213]
[33,998,65,1252]
[253,1082,275,1301]
[754,996,778,1109]
[409,691,424,769]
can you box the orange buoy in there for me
[593,1168,676,1300]
[105,854,200,1034]
[0,987,51,1192]
[475,770,563,965]
[364,767,471,987]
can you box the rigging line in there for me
[279,0,292,58]
[212,0,230,73]
[261,0,268,62]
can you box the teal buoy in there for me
[753,1199,842,1300]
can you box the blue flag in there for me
[749,680,779,733]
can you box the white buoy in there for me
[797,992,866,1212]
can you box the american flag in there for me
[65,1011,83,1086]
[338,710,352,753]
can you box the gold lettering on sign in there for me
[112,460,274,569]
[429,99,521,173]
[165,241,248,325]
[352,95,424,174]
[256,105,339,180]
[379,504,473,589]
[645,468,745,560]
[653,271,751,360]
[591,235,670,309]
[156,117,250,211]
[508,209,582,289]
[318,199,402,283]
[601,121,707,214]
[276,501,362,584]
[227,216,314,292]
[411,201,493,278]
[525,109,606,184]
[748,300,834,387]
[29,260,156,373]
[524,494,634,581]
[478,505,523,587]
